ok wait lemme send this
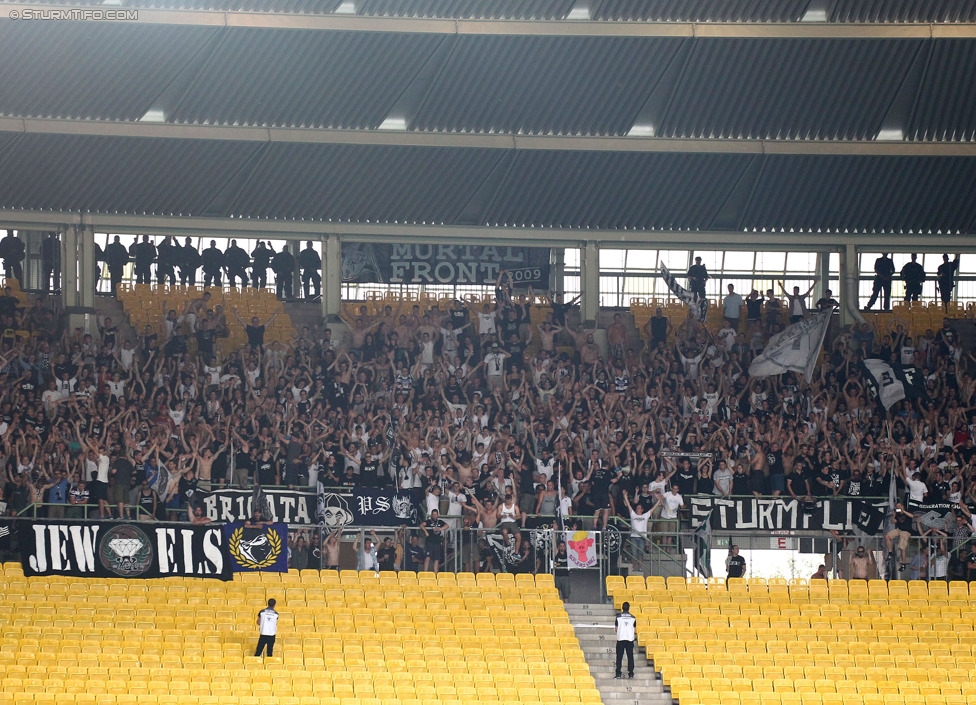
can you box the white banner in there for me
[749,308,832,380]
[564,530,598,569]
[862,358,908,410]
[660,263,708,321]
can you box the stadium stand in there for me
[0,563,599,705]
[116,284,292,357]
[607,574,976,705]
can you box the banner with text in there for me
[687,497,891,533]
[341,243,551,287]
[22,521,231,580]
[224,522,289,572]
[204,488,317,525]
[908,500,962,534]
[565,530,598,569]
[352,488,423,527]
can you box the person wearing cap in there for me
[480,342,509,392]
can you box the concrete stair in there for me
[283,300,325,331]
[94,295,138,344]
[566,602,672,705]
[596,308,643,356]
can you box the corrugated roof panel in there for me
[359,0,575,19]
[482,152,751,229]
[413,36,682,135]
[226,144,504,221]
[908,40,976,141]
[741,156,976,233]
[830,0,976,23]
[0,23,216,120]
[0,134,262,216]
[169,30,442,128]
[659,38,918,140]
[594,0,808,22]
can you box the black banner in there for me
[203,488,317,525]
[352,488,423,527]
[341,243,551,287]
[688,496,891,532]
[224,522,289,572]
[22,521,231,580]
[0,518,12,553]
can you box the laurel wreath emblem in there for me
[229,527,282,569]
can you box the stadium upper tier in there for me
[0,562,598,705]
[608,575,976,705]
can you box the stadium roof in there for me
[1,3,975,237]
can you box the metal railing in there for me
[16,501,155,521]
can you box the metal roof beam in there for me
[4,7,976,38]
[2,117,976,156]
[1,209,973,250]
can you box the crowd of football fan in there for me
[1,241,975,576]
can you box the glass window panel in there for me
[722,251,755,272]
[563,248,580,269]
[859,253,881,274]
[622,274,655,296]
[564,276,580,299]
[625,250,657,270]
[599,249,627,270]
[754,252,786,273]
[958,254,976,275]
[600,276,622,307]
[692,250,722,272]
[920,253,942,273]
[658,250,690,270]
[828,253,839,275]
[786,252,817,273]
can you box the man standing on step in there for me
[254,598,279,658]
[614,601,637,680]
[104,235,130,295]
[299,240,322,301]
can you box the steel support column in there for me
[582,241,599,326]
[322,235,342,321]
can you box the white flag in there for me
[862,358,908,410]
[660,263,708,321]
[748,308,832,380]
[564,530,598,569]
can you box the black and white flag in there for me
[861,359,925,410]
[749,308,832,380]
[660,263,708,321]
